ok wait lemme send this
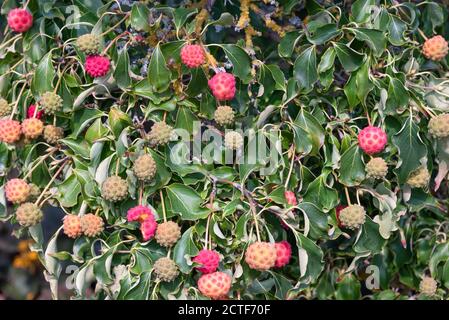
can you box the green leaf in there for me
[307,24,341,45]
[130,3,150,32]
[166,184,209,220]
[333,42,365,72]
[385,77,409,113]
[114,49,131,89]
[354,216,386,254]
[209,44,251,83]
[31,52,55,95]
[278,31,301,58]
[173,8,197,32]
[318,47,336,73]
[387,16,407,46]
[355,59,374,106]
[349,28,386,57]
[148,45,171,93]
[294,109,325,155]
[392,116,428,184]
[85,118,108,144]
[339,144,365,186]
[173,227,199,274]
[303,174,338,212]
[336,274,361,300]
[55,174,81,207]
[351,0,375,23]
[293,46,317,91]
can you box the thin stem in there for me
[115,157,120,175]
[205,214,211,250]
[139,181,144,205]
[344,187,352,205]
[100,13,130,37]
[284,147,295,189]
[9,81,27,120]
[160,190,167,222]
[23,149,57,180]
[356,189,361,206]
[249,199,261,242]
[35,159,70,206]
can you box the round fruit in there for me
[85,55,110,78]
[80,214,104,237]
[428,113,449,138]
[140,217,158,241]
[0,119,22,144]
[422,35,448,61]
[40,92,63,115]
[224,131,243,150]
[358,126,387,155]
[407,167,430,189]
[366,157,388,179]
[7,8,33,33]
[419,276,437,296]
[76,34,101,55]
[27,104,43,119]
[208,72,236,101]
[63,215,82,239]
[0,98,11,118]
[284,191,297,206]
[127,205,154,222]
[214,105,235,126]
[180,44,205,68]
[133,154,157,181]
[193,249,220,274]
[43,125,64,144]
[101,176,128,202]
[153,257,179,282]
[274,241,291,268]
[198,272,232,300]
[5,179,30,204]
[22,118,43,139]
[245,241,277,271]
[155,221,181,247]
[16,202,43,227]
[339,205,366,230]
[147,121,174,146]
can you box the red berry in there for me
[127,205,153,223]
[358,126,387,155]
[85,55,110,78]
[335,205,347,227]
[284,191,297,206]
[27,104,43,119]
[180,44,205,68]
[140,217,157,241]
[208,72,236,101]
[7,8,33,33]
[193,249,220,274]
[0,119,22,144]
[274,241,292,268]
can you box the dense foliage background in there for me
[1,0,449,300]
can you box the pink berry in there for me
[140,217,157,241]
[27,104,43,119]
[284,191,297,206]
[7,8,33,33]
[127,205,153,223]
[180,44,205,68]
[85,55,110,78]
[193,249,220,274]
[208,72,236,101]
[274,241,292,268]
[358,126,387,155]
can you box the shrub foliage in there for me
[1,0,449,300]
